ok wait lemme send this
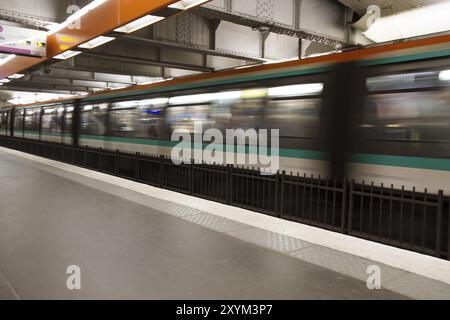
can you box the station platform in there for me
[0,147,449,300]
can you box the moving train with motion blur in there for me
[2,34,450,194]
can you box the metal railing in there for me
[0,135,448,261]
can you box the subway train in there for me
[2,34,450,194]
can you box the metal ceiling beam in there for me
[51,64,165,79]
[122,36,267,63]
[0,86,78,95]
[17,75,124,89]
[0,8,56,30]
[1,82,93,92]
[30,68,155,85]
[82,52,214,73]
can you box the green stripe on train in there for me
[352,153,450,172]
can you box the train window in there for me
[166,105,213,134]
[367,69,450,92]
[230,99,264,130]
[0,112,7,135]
[14,109,24,133]
[42,106,63,134]
[135,105,165,139]
[109,99,167,139]
[24,108,40,133]
[109,107,136,138]
[63,106,74,134]
[265,98,321,138]
[362,90,450,142]
[80,104,107,136]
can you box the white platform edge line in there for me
[2,146,449,285]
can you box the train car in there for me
[2,34,450,194]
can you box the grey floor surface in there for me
[0,149,416,299]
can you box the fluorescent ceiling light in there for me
[0,78,11,83]
[268,83,323,98]
[8,73,25,79]
[114,15,164,33]
[79,36,115,49]
[363,2,450,43]
[439,70,450,81]
[169,0,209,10]
[47,0,108,35]
[0,54,16,66]
[53,50,82,60]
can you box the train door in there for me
[23,108,40,139]
[62,104,74,145]
[79,103,108,149]
[0,111,7,136]
[41,105,64,143]
[13,108,25,138]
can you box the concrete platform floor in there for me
[0,149,408,300]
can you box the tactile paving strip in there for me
[227,228,313,253]
[290,245,407,283]
[180,213,252,233]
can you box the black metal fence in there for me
[0,135,448,261]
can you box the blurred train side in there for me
[1,38,450,194]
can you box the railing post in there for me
[98,148,102,171]
[114,149,119,175]
[189,159,194,195]
[274,170,280,217]
[348,180,354,234]
[227,164,233,205]
[159,155,164,187]
[436,190,443,258]
[135,152,140,180]
[84,146,88,167]
[448,197,450,261]
[341,178,348,233]
[280,171,285,218]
